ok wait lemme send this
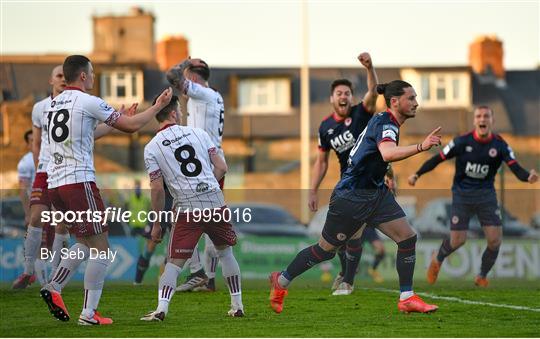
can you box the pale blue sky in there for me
[1,0,538,69]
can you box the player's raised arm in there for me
[379,126,442,163]
[408,136,459,186]
[94,103,138,139]
[358,52,379,114]
[112,88,172,133]
[501,140,539,184]
[166,58,192,93]
[169,57,214,101]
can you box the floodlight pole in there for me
[300,0,311,224]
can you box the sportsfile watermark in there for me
[40,207,253,226]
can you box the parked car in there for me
[531,212,540,230]
[0,197,26,238]
[227,203,309,237]
[413,198,540,239]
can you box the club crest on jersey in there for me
[382,129,397,141]
[99,102,113,112]
[162,140,172,146]
[196,182,209,193]
[466,146,473,152]
[327,128,334,135]
[452,216,459,224]
[489,148,498,157]
[51,101,56,107]
[53,152,63,165]
[344,117,352,126]
[336,233,347,241]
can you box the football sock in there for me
[134,243,155,283]
[480,246,500,277]
[50,243,89,293]
[400,290,415,300]
[205,237,218,280]
[34,259,49,286]
[337,247,347,276]
[135,255,150,283]
[142,244,155,261]
[342,242,363,285]
[23,226,43,275]
[284,244,336,284]
[372,252,385,270]
[396,235,417,293]
[50,233,70,274]
[157,263,182,314]
[217,247,243,310]
[436,238,456,263]
[82,256,110,318]
[188,244,203,274]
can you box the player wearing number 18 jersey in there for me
[40,55,172,326]
[140,95,244,321]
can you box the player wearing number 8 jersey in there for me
[140,95,244,322]
[40,55,173,326]
[167,58,223,291]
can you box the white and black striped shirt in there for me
[46,87,120,188]
[144,124,225,211]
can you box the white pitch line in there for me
[361,287,540,313]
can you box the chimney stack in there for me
[156,36,190,71]
[469,35,505,79]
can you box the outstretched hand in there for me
[308,191,318,212]
[189,58,205,68]
[421,126,442,151]
[528,169,538,184]
[408,174,418,186]
[119,103,138,117]
[154,87,173,109]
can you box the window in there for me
[100,70,143,104]
[436,76,446,101]
[452,77,460,100]
[400,69,471,108]
[421,75,430,101]
[237,78,291,114]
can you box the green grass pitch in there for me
[1,279,539,337]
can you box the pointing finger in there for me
[430,126,442,136]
